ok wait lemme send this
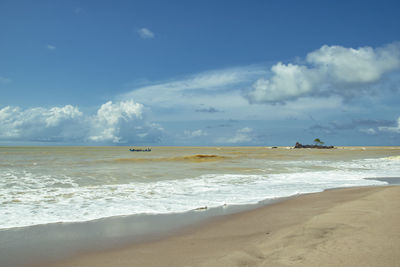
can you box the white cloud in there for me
[238,127,252,133]
[121,66,267,120]
[124,66,261,98]
[249,63,321,103]
[307,43,400,83]
[379,117,400,133]
[47,45,56,50]
[44,106,82,127]
[137,28,155,39]
[88,100,143,143]
[0,100,161,144]
[360,128,377,135]
[219,127,253,144]
[249,42,400,103]
[0,105,83,141]
[0,106,22,138]
[184,129,208,138]
[121,65,349,123]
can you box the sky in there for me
[1,0,400,146]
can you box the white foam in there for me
[385,155,400,160]
[0,157,397,229]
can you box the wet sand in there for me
[46,186,400,267]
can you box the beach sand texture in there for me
[48,186,400,267]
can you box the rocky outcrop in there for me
[294,142,334,149]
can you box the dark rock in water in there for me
[294,142,334,149]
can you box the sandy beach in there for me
[45,185,400,267]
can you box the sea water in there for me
[1,146,400,230]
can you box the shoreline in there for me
[1,194,290,266]
[30,183,400,266]
[1,179,398,266]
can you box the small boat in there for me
[129,148,151,152]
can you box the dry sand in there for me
[47,186,400,267]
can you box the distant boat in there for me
[129,148,151,152]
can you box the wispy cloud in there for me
[195,107,221,113]
[0,76,11,84]
[74,7,84,15]
[47,44,56,50]
[360,128,377,135]
[121,65,266,111]
[309,118,397,135]
[218,127,254,144]
[379,117,400,133]
[120,65,349,123]
[137,28,155,39]
[184,129,208,138]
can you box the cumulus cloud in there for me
[249,63,320,103]
[44,106,83,127]
[88,100,143,143]
[0,100,162,144]
[307,43,400,83]
[0,105,83,141]
[137,28,155,39]
[248,42,400,103]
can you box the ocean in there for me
[1,146,399,230]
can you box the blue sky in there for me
[1,0,400,146]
